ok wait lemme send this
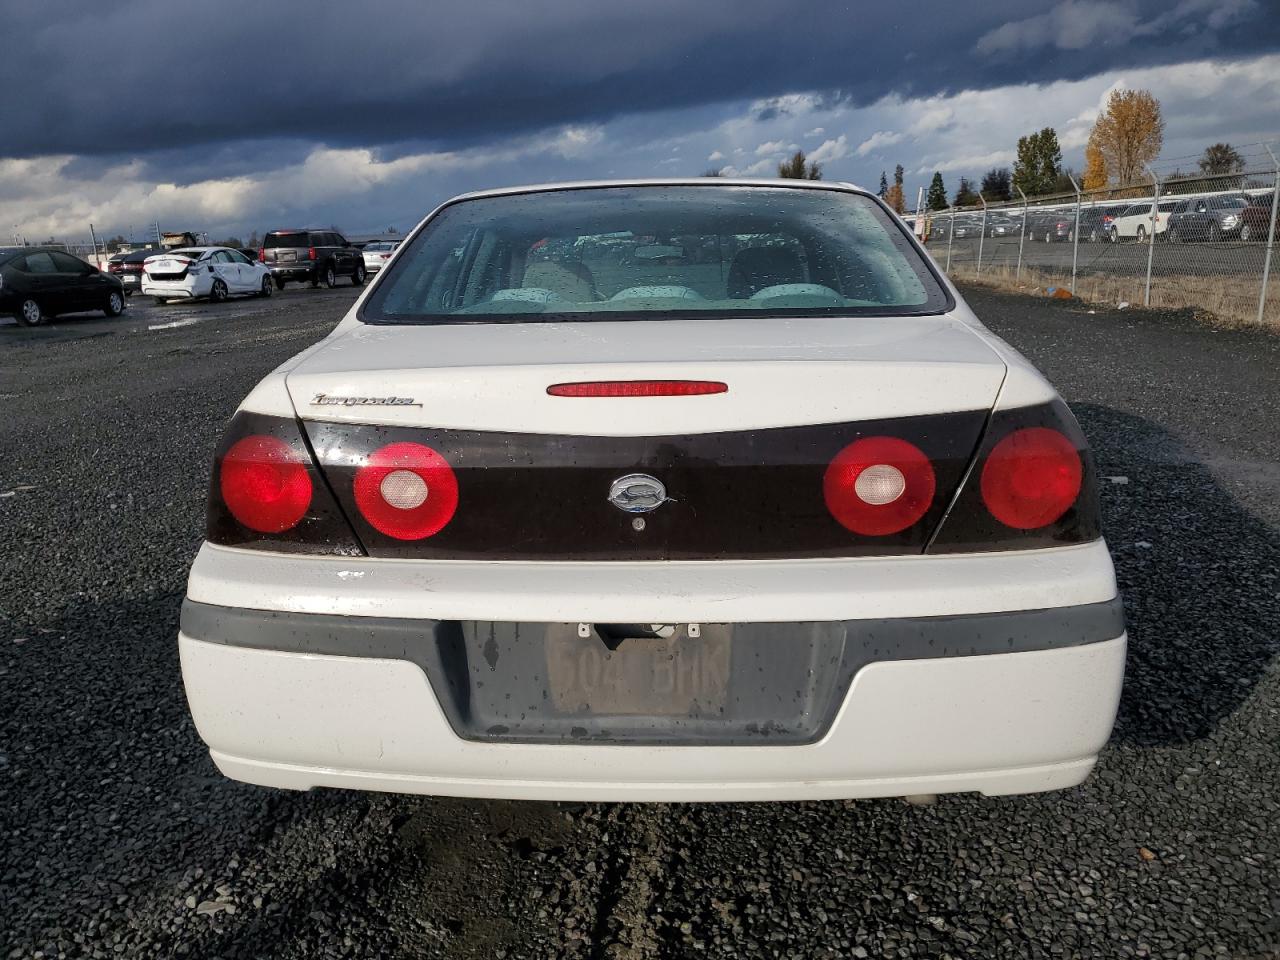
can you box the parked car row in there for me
[104,229,400,304]
[917,192,1275,245]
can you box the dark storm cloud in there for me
[3,0,1277,163]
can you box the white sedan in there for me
[361,240,401,274]
[143,246,274,303]
[179,180,1125,802]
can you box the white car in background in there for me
[179,179,1124,802]
[1109,200,1178,242]
[361,240,401,274]
[143,246,274,303]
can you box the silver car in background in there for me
[361,240,401,274]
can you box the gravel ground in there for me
[1,286,1278,959]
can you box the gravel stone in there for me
[1,285,1277,958]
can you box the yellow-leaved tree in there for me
[1088,89,1164,187]
[1082,137,1108,191]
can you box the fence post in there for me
[1143,166,1160,307]
[1258,144,1280,326]
[945,205,955,273]
[1067,173,1082,295]
[977,195,988,278]
[1016,187,1028,281]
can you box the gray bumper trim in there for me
[181,598,1124,745]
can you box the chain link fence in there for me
[912,144,1280,325]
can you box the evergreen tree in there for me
[926,172,948,211]
[980,168,1013,202]
[1013,127,1063,196]
[778,150,823,180]
[953,177,980,207]
[878,171,888,197]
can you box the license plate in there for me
[545,624,731,715]
[279,250,296,261]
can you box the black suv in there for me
[260,230,366,290]
[1165,195,1250,242]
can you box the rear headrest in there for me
[523,260,598,302]
[727,247,805,299]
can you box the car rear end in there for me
[109,252,150,293]
[261,231,317,283]
[179,181,1124,801]
[141,250,210,300]
[362,241,398,273]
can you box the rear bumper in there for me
[267,264,317,280]
[142,277,207,299]
[180,541,1125,800]
[180,630,1126,801]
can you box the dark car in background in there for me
[106,248,158,295]
[985,215,1020,238]
[0,247,126,325]
[1239,195,1275,242]
[1165,195,1250,242]
[1077,204,1129,243]
[1027,209,1074,242]
[259,229,366,290]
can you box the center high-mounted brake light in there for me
[354,441,459,540]
[547,380,729,397]
[823,436,936,536]
[219,435,313,533]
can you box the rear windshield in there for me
[165,249,205,259]
[264,233,310,248]
[361,185,949,324]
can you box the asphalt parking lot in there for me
[2,285,1279,959]
[938,236,1273,278]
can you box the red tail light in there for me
[980,427,1082,529]
[354,441,459,540]
[547,380,728,397]
[308,246,317,261]
[258,247,266,261]
[219,435,313,533]
[823,436,936,536]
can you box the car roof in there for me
[148,246,230,255]
[442,177,870,205]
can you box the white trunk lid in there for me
[285,315,1006,435]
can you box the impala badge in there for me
[608,474,669,514]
